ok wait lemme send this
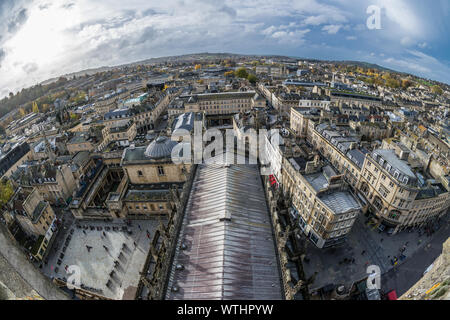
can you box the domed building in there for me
[108,135,193,218]
[144,136,178,159]
[121,135,192,185]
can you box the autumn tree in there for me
[431,85,443,95]
[401,79,413,90]
[32,101,39,113]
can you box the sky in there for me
[0,0,449,98]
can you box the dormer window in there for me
[403,176,409,184]
[394,171,400,179]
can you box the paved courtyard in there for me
[302,212,449,293]
[41,219,163,300]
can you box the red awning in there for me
[387,290,398,300]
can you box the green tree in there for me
[0,179,14,207]
[235,67,249,78]
[247,74,258,84]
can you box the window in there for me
[378,185,389,198]
[138,170,143,176]
[157,166,165,176]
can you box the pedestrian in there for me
[361,250,366,255]
[138,225,141,230]
[380,238,383,242]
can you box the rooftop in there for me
[372,149,416,180]
[31,201,47,223]
[319,191,361,215]
[304,165,339,192]
[166,164,282,300]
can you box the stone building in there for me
[98,119,137,151]
[290,107,321,138]
[14,162,77,205]
[9,187,57,239]
[282,157,362,248]
[358,147,450,232]
[184,91,263,115]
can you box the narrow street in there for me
[381,219,450,296]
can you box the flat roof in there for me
[320,191,361,214]
[305,172,330,192]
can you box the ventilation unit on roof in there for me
[219,211,232,222]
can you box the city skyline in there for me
[1,0,450,99]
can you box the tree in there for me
[69,112,78,121]
[431,85,443,95]
[235,67,248,78]
[224,71,234,77]
[386,78,400,89]
[401,79,413,90]
[32,101,39,113]
[0,179,14,208]
[247,74,258,84]
[194,64,201,70]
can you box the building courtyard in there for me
[41,218,163,300]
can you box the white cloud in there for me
[400,36,415,47]
[0,0,448,95]
[322,24,342,34]
[262,24,311,44]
